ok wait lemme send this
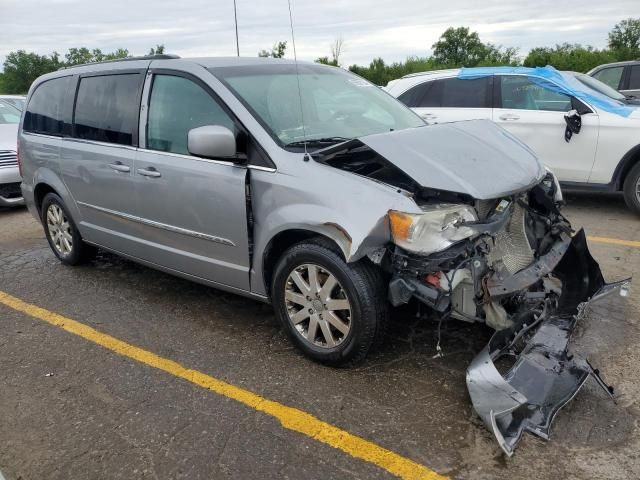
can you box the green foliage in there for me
[431,27,487,67]
[315,56,338,66]
[65,47,129,66]
[523,43,616,72]
[0,46,154,94]
[148,44,165,56]
[1,50,63,93]
[349,57,438,86]
[258,41,287,58]
[608,18,640,60]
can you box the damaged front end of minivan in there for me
[315,120,631,455]
[384,183,630,456]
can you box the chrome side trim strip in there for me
[77,201,236,247]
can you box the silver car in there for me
[19,55,628,455]
[0,99,23,207]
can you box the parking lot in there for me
[0,192,638,480]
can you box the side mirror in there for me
[564,109,582,143]
[188,125,244,162]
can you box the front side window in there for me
[500,76,571,112]
[629,65,640,90]
[592,66,624,90]
[146,75,236,155]
[23,76,71,135]
[74,74,143,146]
[0,100,21,124]
[210,64,423,148]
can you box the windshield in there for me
[209,63,424,148]
[0,100,21,124]
[572,73,626,102]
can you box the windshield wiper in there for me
[285,137,352,148]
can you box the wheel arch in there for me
[261,227,350,298]
[612,144,640,191]
[31,167,80,221]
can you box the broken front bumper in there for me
[466,230,630,456]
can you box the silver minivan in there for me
[19,55,628,455]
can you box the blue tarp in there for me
[458,65,635,117]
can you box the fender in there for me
[31,166,82,223]
[611,143,640,190]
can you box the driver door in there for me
[493,75,599,182]
[133,71,251,291]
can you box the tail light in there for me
[17,144,22,178]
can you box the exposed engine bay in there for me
[383,178,630,455]
[315,123,631,455]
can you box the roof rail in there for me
[58,54,181,70]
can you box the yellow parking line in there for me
[587,236,640,249]
[0,290,447,480]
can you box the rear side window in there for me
[73,74,143,146]
[592,66,624,90]
[23,76,71,135]
[439,78,489,108]
[397,82,431,107]
[146,75,236,155]
[400,78,489,108]
[629,65,640,90]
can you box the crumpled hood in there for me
[0,124,18,151]
[359,120,545,200]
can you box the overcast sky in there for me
[1,0,639,68]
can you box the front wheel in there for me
[623,162,640,216]
[41,192,96,265]
[271,238,387,366]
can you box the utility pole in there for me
[233,0,240,56]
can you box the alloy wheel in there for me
[46,204,73,256]
[284,263,352,348]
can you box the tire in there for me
[623,162,640,216]
[41,192,96,265]
[271,237,388,367]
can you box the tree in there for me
[148,44,165,55]
[64,47,129,66]
[481,44,519,66]
[258,41,287,58]
[315,56,338,66]
[1,50,62,93]
[330,36,345,66]
[608,18,640,60]
[431,27,487,67]
[523,43,615,72]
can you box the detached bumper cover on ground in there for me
[466,231,631,455]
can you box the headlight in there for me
[544,167,563,203]
[389,204,478,255]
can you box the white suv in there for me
[386,67,640,214]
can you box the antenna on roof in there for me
[233,0,240,56]
[287,0,308,156]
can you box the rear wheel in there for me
[271,238,387,366]
[41,193,96,265]
[623,162,640,216]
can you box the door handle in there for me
[137,167,162,178]
[499,113,520,121]
[108,162,130,173]
[421,113,437,120]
